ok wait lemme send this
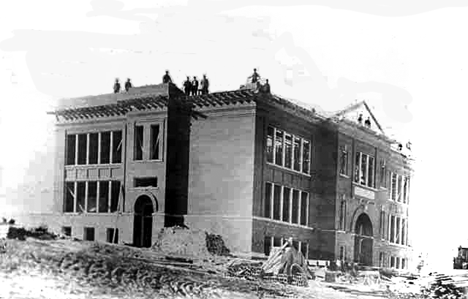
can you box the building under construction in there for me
[46,74,413,270]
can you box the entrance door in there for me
[354,213,374,266]
[133,195,154,248]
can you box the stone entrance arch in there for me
[133,195,156,248]
[354,213,373,266]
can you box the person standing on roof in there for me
[113,78,121,93]
[262,79,270,93]
[191,76,199,96]
[201,74,209,95]
[183,76,191,95]
[125,78,132,92]
[163,70,172,84]
[251,68,261,83]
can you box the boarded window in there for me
[292,190,300,224]
[134,125,144,160]
[380,160,387,188]
[264,183,272,218]
[150,125,160,160]
[266,127,274,163]
[64,182,75,213]
[84,227,95,241]
[100,132,111,164]
[87,181,97,213]
[264,236,272,256]
[274,130,283,166]
[302,140,310,174]
[62,226,71,237]
[77,134,87,165]
[66,134,76,165]
[106,228,119,243]
[99,181,109,213]
[282,187,291,222]
[112,131,122,163]
[284,133,292,168]
[76,182,86,213]
[273,185,281,220]
[134,177,158,188]
[300,192,308,226]
[89,133,99,164]
[293,136,301,171]
[110,181,120,212]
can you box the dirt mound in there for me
[6,225,58,241]
[152,226,212,258]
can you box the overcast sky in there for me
[1,0,467,270]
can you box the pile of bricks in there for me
[205,233,231,256]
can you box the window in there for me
[264,236,272,256]
[266,127,274,163]
[396,257,400,269]
[76,182,86,213]
[390,215,395,243]
[64,182,75,213]
[284,133,292,168]
[402,219,406,246]
[264,183,272,218]
[134,125,144,160]
[274,129,284,166]
[134,177,158,188]
[301,242,309,259]
[77,134,87,165]
[62,226,71,237]
[100,132,111,164]
[106,228,119,243]
[379,210,384,237]
[84,227,95,241]
[354,152,375,188]
[87,182,97,213]
[89,133,99,164]
[273,185,281,220]
[292,240,299,250]
[302,140,311,175]
[112,131,122,163]
[397,175,403,202]
[110,181,121,212]
[379,252,384,267]
[403,177,409,204]
[380,160,387,188]
[99,181,109,213]
[340,246,345,260]
[293,136,301,171]
[396,217,401,244]
[402,258,406,269]
[391,172,397,200]
[300,192,308,226]
[282,187,291,222]
[292,190,300,224]
[339,198,346,231]
[390,256,395,268]
[66,135,76,165]
[150,125,160,160]
[273,237,281,247]
[339,146,349,176]
[266,126,311,174]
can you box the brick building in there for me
[48,80,413,269]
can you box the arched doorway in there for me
[354,213,373,266]
[133,195,154,248]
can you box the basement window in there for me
[150,124,160,160]
[106,228,119,244]
[264,236,272,256]
[62,226,72,237]
[83,227,95,241]
[134,125,144,161]
[134,177,158,188]
[273,237,281,247]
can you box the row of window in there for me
[379,211,408,246]
[264,236,309,259]
[134,124,161,161]
[64,181,121,213]
[264,182,309,226]
[66,131,122,166]
[266,126,311,175]
[390,172,409,203]
[62,226,119,244]
[379,252,408,270]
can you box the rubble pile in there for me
[205,233,231,256]
[152,226,211,258]
[6,225,58,241]
[226,262,262,280]
[419,276,466,299]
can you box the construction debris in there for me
[6,225,58,241]
[205,233,231,256]
[152,226,211,258]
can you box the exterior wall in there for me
[187,104,256,255]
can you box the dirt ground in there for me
[0,238,395,299]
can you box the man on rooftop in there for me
[163,70,172,84]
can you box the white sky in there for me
[1,0,467,270]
